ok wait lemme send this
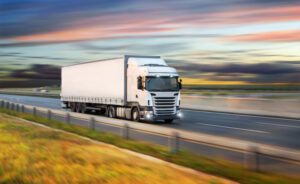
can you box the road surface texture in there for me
[0,93,299,150]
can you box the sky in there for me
[1,0,300,85]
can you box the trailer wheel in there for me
[80,103,86,113]
[108,106,116,118]
[70,102,76,112]
[76,103,81,113]
[131,107,140,122]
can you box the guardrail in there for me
[1,99,300,174]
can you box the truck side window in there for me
[137,76,143,90]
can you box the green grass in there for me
[0,108,300,184]
[0,113,220,184]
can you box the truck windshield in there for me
[146,76,179,91]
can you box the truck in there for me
[60,55,182,123]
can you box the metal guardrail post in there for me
[16,104,19,112]
[169,132,180,153]
[6,102,9,109]
[47,110,52,120]
[244,145,260,171]
[11,103,15,111]
[89,117,95,130]
[0,100,4,108]
[121,123,129,139]
[65,113,71,124]
[33,107,37,116]
[21,105,25,113]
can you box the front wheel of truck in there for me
[107,106,116,118]
[131,107,140,122]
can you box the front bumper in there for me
[140,109,182,121]
[152,114,179,120]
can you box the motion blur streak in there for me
[1,0,300,84]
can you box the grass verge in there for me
[0,113,226,184]
[0,108,299,184]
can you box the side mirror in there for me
[137,76,143,90]
[178,79,182,90]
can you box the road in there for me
[1,93,300,150]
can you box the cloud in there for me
[0,52,70,61]
[0,33,222,47]
[0,52,22,56]
[76,42,190,56]
[167,60,300,83]
[1,0,300,47]
[172,62,300,74]
[225,30,300,42]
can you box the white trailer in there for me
[61,55,182,123]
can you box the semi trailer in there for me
[60,55,182,123]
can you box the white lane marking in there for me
[255,122,300,129]
[183,109,300,122]
[196,122,270,134]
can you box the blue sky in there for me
[1,0,300,84]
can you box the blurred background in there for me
[0,0,299,97]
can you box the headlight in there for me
[146,113,152,119]
[145,111,153,119]
[176,111,183,118]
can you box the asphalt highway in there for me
[1,93,300,150]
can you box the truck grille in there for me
[153,97,176,115]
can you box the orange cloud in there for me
[214,5,300,24]
[171,5,300,27]
[15,25,173,43]
[225,30,300,42]
[7,5,300,44]
[13,14,173,43]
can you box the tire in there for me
[80,103,86,113]
[131,107,140,122]
[107,106,116,118]
[164,119,174,123]
[76,103,81,113]
[70,102,76,112]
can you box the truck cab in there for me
[127,57,182,123]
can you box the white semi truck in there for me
[60,55,182,123]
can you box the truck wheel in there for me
[131,107,140,122]
[108,106,116,118]
[164,119,174,123]
[76,103,81,113]
[70,102,76,112]
[80,103,86,113]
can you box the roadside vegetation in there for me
[0,108,299,184]
[0,113,233,184]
